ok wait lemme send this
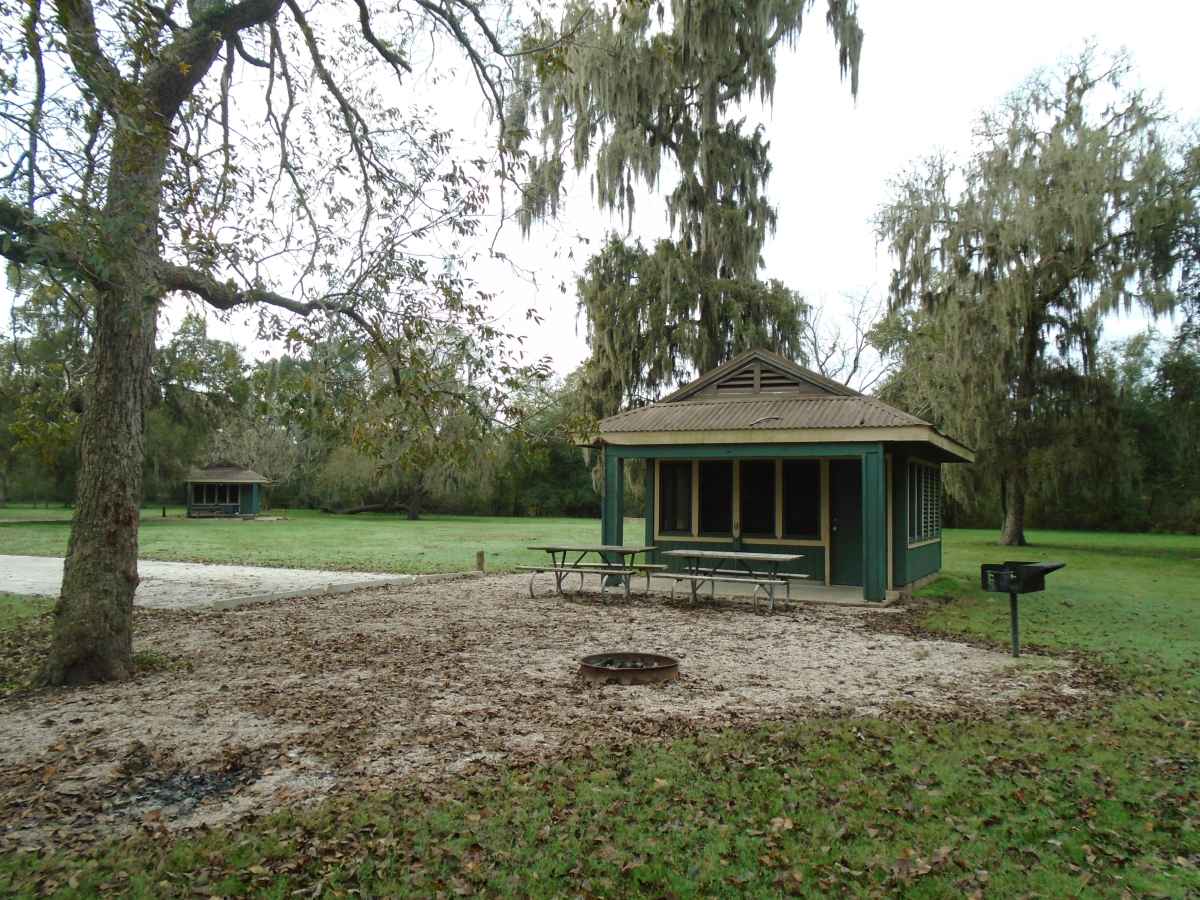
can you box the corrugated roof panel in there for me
[599,396,932,434]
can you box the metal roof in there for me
[185,464,270,484]
[600,395,931,433]
[596,350,974,462]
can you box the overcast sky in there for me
[7,1,1200,381]
[482,0,1200,380]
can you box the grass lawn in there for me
[0,510,642,574]
[1,528,1198,897]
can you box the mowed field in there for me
[0,507,636,573]
[1,516,1198,896]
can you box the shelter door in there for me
[830,459,863,586]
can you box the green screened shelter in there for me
[185,463,268,518]
[595,349,974,603]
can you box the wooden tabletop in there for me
[528,544,656,554]
[660,549,803,562]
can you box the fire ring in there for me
[579,652,679,685]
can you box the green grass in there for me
[0,510,643,574]
[0,593,52,630]
[0,503,76,521]
[2,528,1198,897]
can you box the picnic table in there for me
[660,549,806,612]
[519,544,660,601]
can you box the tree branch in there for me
[0,197,96,278]
[156,259,375,335]
[143,0,284,119]
[54,0,128,112]
[353,0,412,78]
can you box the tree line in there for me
[1,305,599,519]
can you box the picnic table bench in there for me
[658,549,807,613]
[520,545,661,601]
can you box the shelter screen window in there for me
[739,460,776,537]
[907,462,942,543]
[698,462,733,535]
[782,460,821,539]
[659,461,693,534]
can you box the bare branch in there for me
[24,0,46,209]
[156,259,374,334]
[232,33,271,68]
[54,0,129,112]
[353,0,412,78]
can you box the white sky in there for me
[7,0,1200,378]
[439,0,1200,378]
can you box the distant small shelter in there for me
[595,349,975,602]
[185,463,268,518]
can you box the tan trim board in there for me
[603,426,974,461]
[741,536,823,547]
[732,460,741,536]
[653,459,661,537]
[907,537,941,550]
[774,459,783,539]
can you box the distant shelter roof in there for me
[185,463,270,484]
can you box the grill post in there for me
[1009,591,1020,657]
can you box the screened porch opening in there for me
[699,461,733,535]
[192,483,240,505]
[782,460,821,539]
[655,458,825,542]
[738,460,775,537]
[659,461,692,535]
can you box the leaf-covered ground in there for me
[0,575,1070,851]
[1,528,1197,897]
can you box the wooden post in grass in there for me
[475,551,486,572]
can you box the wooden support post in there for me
[475,550,486,572]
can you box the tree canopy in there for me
[876,50,1198,545]
[514,0,862,397]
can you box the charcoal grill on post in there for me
[980,561,1066,657]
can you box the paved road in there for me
[0,555,416,610]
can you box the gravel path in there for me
[0,573,1082,847]
[0,554,416,609]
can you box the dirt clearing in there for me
[0,573,1080,847]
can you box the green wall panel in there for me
[905,541,942,583]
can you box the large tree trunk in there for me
[42,126,166,686]
[999,467,1028,546]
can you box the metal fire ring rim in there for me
[579,651,679,672]
[579,652,680,685]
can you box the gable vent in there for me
[714,365,758,394]
[758,367,801,392]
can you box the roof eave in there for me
[597,425,975,462]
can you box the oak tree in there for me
[0,0,546,683]
[876,51,1197,545]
